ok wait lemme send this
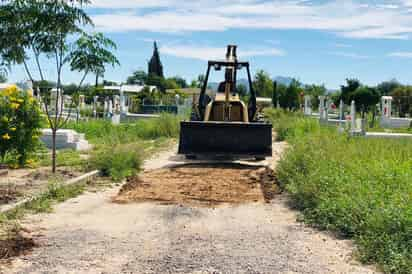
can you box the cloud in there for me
[160,44,285,60]
[330,51,370,59]
[388,51,412,58]
[90,0,412,40]
[90,0,172,9]
[333,43,352,48]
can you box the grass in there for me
[265,108,412,274]
[64,113,180,145]
[0,179,87,224]
[89,143,143,181]
[63,113,180,181]
[37,149,85,168]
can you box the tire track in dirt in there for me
[3,143,379,274]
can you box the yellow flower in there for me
[1,85,18,97]
[17,99,24,103]
[10,103,20,109]
[2,133,11,140]
[10,127,16,131]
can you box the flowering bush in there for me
[0,86,43,167]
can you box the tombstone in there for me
[108,100,113,118]
[350,100,356,131]
[338,99,344,132]
[93,96,98,118]
[304,95,312,115]
[120,88,126,115]
[319,96,326,122]
[103,99,108,117]
[325,98,332,123]
[381,96,392,119]
[79,95,85,108]
[50,88,63,114]
[113,95,120,113]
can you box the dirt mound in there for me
[114,164,279,207]
[0,188,22,205]
[0,228,36,261]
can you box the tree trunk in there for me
[95,74,99,87]
[52,128,57,173]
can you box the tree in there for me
[69,33,119,87]
[0,73,6,83]
[147,74,166,92]
[127,70,147,85]
[272,81,278,107]
[303,84,327,109]
[340,78,361,104]
[169,76,187,88]
[279,79,301,110]
[148,41,164,78]
[237,84,247,97]
[164,78,180,90]
[391,86,412,117]
[0,0,118,173]
[352,86,380,118]
[253,70,273,97]
[377,79,401,96]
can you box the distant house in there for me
[166,88,215,97]
[103,85,156,94]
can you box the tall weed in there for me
[267,109,412,273]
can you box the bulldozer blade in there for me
[178,121,272,158]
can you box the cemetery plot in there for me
[114,164,279,207]
[0,167,82,207]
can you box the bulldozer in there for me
[178,45,272,159]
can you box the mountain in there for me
[208,78,250,91]
[273,76,294,86]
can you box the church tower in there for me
[148,41,164,78]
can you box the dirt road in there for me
[5,143,377,274]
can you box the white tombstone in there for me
[79,95,85,108]
[325,98,332,122]
[103,99,108,117]
[319,96,326,122]
[304,95,312,115]
[108,100,113,117]
[381,96,392,119]
[350,100,356,131]
[113,95,120,113]
[50,88,63,114]
[120,88,126,114]
[93,96,98,118]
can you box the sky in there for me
[8,0,412,89]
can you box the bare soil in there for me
[0,167,82,206]
[2,144,379,273]
[115,164,279,207]
[0,226,37,261]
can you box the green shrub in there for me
[265,108,320,141]
[267,110,412,273]
[0,86,43,167]
[89,143,143,181]
[65,113,180,145]
[37,149,84,168]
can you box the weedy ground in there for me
[265,108,412,274]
